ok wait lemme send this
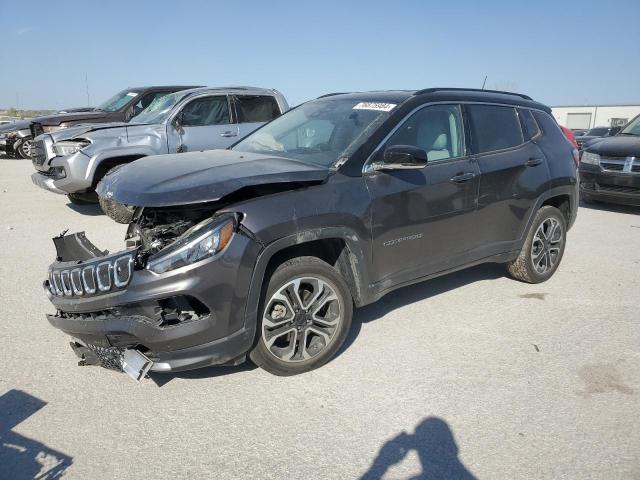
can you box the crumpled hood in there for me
[96,150,331,207]
[32,110,110,127]
[585,135,640,157]
[0,120,30,135]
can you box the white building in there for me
[551,104,640,130]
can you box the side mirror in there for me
[374,145,428,171]
[173,112,184,130]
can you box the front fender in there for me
[85,147,160,183]
[242,225,373,334]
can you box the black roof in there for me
[316,88,550,113]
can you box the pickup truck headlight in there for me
[581,151,600,165]
[146,215,236,274]
[52,139,90,156]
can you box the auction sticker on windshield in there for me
[126,92,139,97]
[353,102,396,112]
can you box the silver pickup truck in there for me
[31,86,288,204]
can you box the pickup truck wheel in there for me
[507,206,566,283]
[250,256,353,376]
[16,137,34,159]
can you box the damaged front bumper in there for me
[45,230,261,378]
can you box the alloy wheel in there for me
[530,217,563,274]
[20,138,34,158]
[262,276,342,362]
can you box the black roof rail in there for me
[414,87,532,101]
[316,92,350,99]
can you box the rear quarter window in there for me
[518,108,541,140]
[532,110,567,144]
[466,104,524,154]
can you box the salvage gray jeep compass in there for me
[44,88,578,378]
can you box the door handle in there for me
[525,157,543,167]
[450,172,476,183]
[220,131,238,138]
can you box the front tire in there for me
[16,136,34,159]
[507,206,567,283]
[249,256,353,376]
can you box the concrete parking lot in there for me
[1,156,638,479]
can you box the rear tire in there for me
[507,206,566,283]
[249,256,353,376]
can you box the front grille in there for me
[600,156,639,174]
[86,344,124,371]
[32,139,47,166]
[48,253,135,298]
[598,184,640,195]
[601,161,624,172]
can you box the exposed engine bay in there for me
[126,204,225,260]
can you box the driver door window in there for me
[181,96,230,126]
[386,104,465,161]
[168,95,237,153]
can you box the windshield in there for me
[232,98,397,167]
[620,115,640,136]
[97,89,139,112]
[129,91,188,124]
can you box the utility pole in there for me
[85,73,90,107]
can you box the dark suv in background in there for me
[0,86,197,159]
[580,113,640,205]
[44,88,578,379]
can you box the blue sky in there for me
[1,0,638,110]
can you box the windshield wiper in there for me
[618,132,638,136]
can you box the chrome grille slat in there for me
[49,253,134,298]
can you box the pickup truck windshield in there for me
[232,98,396,167]
[130,91,188,125]
[620,115,640,136]
[97,90,139,112]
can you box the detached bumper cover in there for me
[31,172,67,194]
[45,231,261,372]
[579,164,640,205]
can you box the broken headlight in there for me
[580,151,600,165]
[52,139,90,156]
[146,215,235,274]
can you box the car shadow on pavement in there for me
[0,389,73,479]
[149,362,258,387]
[360,416,477,480]
[579,200,639,214]
[340,263,505,358]
[65,202,104,216]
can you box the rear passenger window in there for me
[518,109,540,140]
[466,105,524,153]
[235,96,281,123]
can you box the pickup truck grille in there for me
[32,139,48,166]
[600,156,639,174]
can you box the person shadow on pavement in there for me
[361,417,476,480]
[0,389,73,479]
